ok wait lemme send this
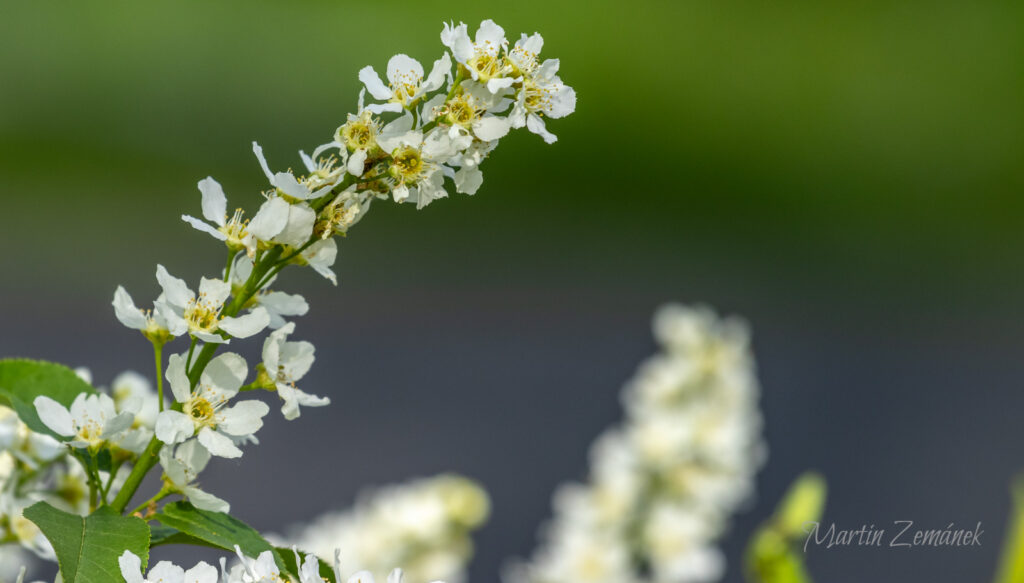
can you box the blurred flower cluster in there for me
[279,475,490,583]
[506,305,766,583]
[0,370,160,576]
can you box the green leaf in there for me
[744,471,827,583]
[149,524,219,549]
[276,546,336,583]
[24,502,150,583]
[775,472,826,537]
[0,359,97,438]
[994,475,1024,583]
[154,502,295,579]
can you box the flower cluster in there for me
[0,406,64,566]
[119,547,425,583]
[1,17,574,583]
[2,369,161,567]
[506,305,766,583]
[278,475,490,583]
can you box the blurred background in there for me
[2,0,1023,581]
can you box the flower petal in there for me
[422,52,452,93]
[166,353,192,403]
[277,384,329,421]
[303,239,338,285]
[220,308,270,340]
[198,277,231,308]
[252,141,274,183]
[100,411,135,438]
[347,148,367,176]
[155,411,195,445]
[526,113,558,143]
[441,21,473,63]
[182,215,228,241]
[197,177,227,226]
[348,571,376,583]
[248,197,290,241]
[386,54,424,87]
[475,19,506,54]
[365,102,404,115]
[454,166,484,195]
[198,427,243,458]
[112,286,148,330]
[33,397,73,437]
[486,77,514,94]
[118,551,144,583]
[259,291,309,328]
[273,171,315,200]
[184,487,231,514]
[280,340,315,381]
[358,65,393,101]
[148,561,186,583]
[273,204,316,247]
[217,400,269,436]
[472,116,510,141]
[201,352,248,394]
[156,265,194,310]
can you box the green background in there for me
[2,1,1023,581]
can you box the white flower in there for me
[378,120,454,209]
[320,186,370,238]
[282,475,487,583]
[300,141,347,191]
[156,265,270,343]
[291,548,329,583]
[300,238,338,285]
[507,33,544,77]
[441,20,512,93]
[223,547,282,583]
[509,59,576,144]
[109,371,161,454]
[0,492,54,561]
[246,193,318,249]
[643,502,724,583]
[111,371,160,429]
[182,177,258,256]
[360,53,451,113]
[33,393,133,449]
[336,98,382,177]
[253,141,336,202]
[427,81,511,148]
[0,406,63,466]
[508,304,763,583]
[119,550,219,583]
[160,439,229,513]
[112,287,185,343]
[154,353,268,459]
[261,323,327,420]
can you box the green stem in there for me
[88,475,97,512]
[87,450,100,510]
[185,337,198,374]
[130,485,173,516]
[153,342,165,412]
[109,436,162,513]
[224,249,237,281]
[186,246,284,388]
[112,232,316,514]
[102,459,125,499]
